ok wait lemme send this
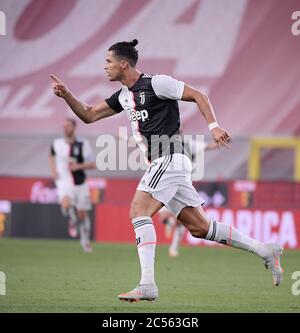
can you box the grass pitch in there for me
[0,238,299,313]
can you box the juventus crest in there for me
[139,91,145,105]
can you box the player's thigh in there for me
[130,190,163,219]
[76,209,87,221]
[56,180,74,209]
[74,184,92,213]
[177,205,210,238]
[61,196,72,210]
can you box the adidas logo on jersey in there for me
[128,109,149,122]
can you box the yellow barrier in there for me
[248,137,300,181]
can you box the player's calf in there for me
[177,206,209,238]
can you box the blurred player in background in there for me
[49,118,95,253]
[50,39,283,303]
[160,140,219,257]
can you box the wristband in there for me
[208,122,219,131]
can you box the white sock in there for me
[132,216,156,285]
[206,220,269,259]
[169,224,185,253]
[79,216,91,246]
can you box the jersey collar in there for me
[128,73,144,91]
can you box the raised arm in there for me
[181,84,230,147]
[50,74,116,124]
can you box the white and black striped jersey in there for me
[105,73,187,162]
[50,137,94,185]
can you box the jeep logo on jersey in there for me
[128,109,149,122]
[139,92,145,105]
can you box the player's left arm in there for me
[181,84,230,147]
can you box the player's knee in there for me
[129,202,137,219]
[129,200,145,219]
[77,210,86,221]
[61,197,71,210]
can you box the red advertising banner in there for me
[95,204,168,244]
[94,205,300,249]
[2,177,299,209]
[0,177,106,204]
[0,176,300,247]
[185,208,300,249]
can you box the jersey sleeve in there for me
[105,89,123,113]
[151,75,185,100]
[83,139,94,162]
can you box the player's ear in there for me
[120,59,129,70]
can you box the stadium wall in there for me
[0,177,299,248]
[1,0,300,180]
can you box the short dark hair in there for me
[108,39,139,67]
[65,118,77,127]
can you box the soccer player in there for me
[50,39,283,302]
[49,118,95,253]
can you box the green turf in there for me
[0,238,299,313]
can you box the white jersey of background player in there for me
[49,118,95,253]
